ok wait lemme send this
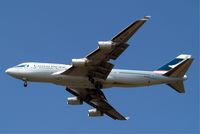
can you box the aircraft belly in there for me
[52,75,94,88]
[107,73,163,87]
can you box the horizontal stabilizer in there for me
[167,81,185,93]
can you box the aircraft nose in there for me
[5,68,14,75]
[5,67,24,79]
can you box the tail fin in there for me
[154,54,193,93]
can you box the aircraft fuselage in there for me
[5,62,183,89]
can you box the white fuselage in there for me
[5,62,182,89]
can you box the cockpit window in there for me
[16,65,26,67]
[16,64,29,67]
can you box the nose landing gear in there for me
[23,81,28,87]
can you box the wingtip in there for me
[144,15,151,19]
[125,116,130,120]
[140,16,151,21]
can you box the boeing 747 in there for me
[5,16,193,120]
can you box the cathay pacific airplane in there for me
[5,16,193,120]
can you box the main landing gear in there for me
[86,77,107,101]
[88,76,103,90]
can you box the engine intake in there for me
[67,97,83,105]
[88,108,104,117]
[98,41,115,50]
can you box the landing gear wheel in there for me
[24,81,28,87]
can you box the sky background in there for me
[0,0,199,133]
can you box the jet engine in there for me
[98,41,115,50]
[88,108,104,117]
[67,97,83,105]
[72,58,88,67]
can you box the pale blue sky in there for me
[0,0,199,133]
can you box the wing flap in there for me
[109,43,129,60]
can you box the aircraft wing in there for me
[66,87,128,120]
[61,16,150,80]
[111,16,151,43]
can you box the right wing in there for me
[66,87,128,120]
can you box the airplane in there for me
[5,16,193,120]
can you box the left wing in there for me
[61,16,150,81]
[66,87,128,120]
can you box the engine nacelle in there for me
[88,108,104,117]
[72,58,88,67]
[67,97,83,105]
[98,41,114,50]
